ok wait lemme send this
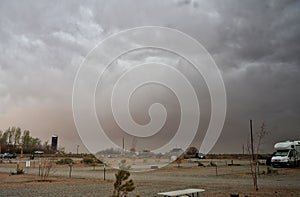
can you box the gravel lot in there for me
[0,158,299,196]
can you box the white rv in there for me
[271,140,300,167]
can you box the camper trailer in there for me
[271,140,300,167]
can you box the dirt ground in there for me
[0,158,299,196]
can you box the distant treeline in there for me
[0,126,52,154]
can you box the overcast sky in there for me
[0,0,299,153]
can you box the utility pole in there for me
[122,137,125,154]
[250,119,255,161]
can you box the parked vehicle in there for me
[271,140,300,167]
[0,153,17,159]
[266,152,276,166]
[34,150,44,154]
[197,153,206,159]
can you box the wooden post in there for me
[20,147,23,158]
[122,137,125,154]
[69,163,73,178]
[38,161,41,176]
[103,164,106,180]
[257,162,260,176]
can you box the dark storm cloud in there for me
[209,0,300,152]
[0,0,299,153]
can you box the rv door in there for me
[288,149,297,167]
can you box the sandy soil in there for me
[0,158,299,196]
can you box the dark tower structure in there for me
[51,135,58,150]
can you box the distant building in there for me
[168,147,184,157]
[51,135,58,150]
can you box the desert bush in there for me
[267,167,278,175]
[81,158,94,164]
[10,168,24,175]
[185,146,199,157]
[81,157,103,164]
[39,159,54,180]
[56,158,73,165]
[112,170,135,197]
[247,121,268,191]
[119,159,131,171]
[16,168,24,174]
[174,155,184,168]
[210,161,217,167]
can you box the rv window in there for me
[274,150,289,156]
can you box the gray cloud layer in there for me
[0,0,299,153]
